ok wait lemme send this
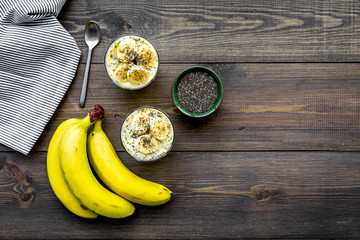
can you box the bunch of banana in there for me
[47,105,134,219]
[47,118,97,219]
[47,104,172,219]
[88,119,172,206]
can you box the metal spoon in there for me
[79,20,100,108]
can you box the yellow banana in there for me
[59,105,135,219]
[47,118,97,219]
[88,120,172,206]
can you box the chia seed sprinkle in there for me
[176,71,218,113]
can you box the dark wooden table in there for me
[1,0,360,239]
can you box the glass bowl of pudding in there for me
[105,35,159,90]
[120,107,175,162]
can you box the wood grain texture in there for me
[1,63,357,152]
[1,151,359,239]
[59,0,360,63]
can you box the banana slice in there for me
[137,45,157,70]
[113,63,132,83]
[137,135,159,154]
[131,112,150,135]
[107,46,120,71]
[117,38,137,62]
[150,118,169,141]
[127,65,150,86]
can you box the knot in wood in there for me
[21,191,33,202]
[123,23,133,30]
[4,160,29,186]
[250,184,284,203]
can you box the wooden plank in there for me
[1,151,359,239]
[59,0,360,63]
[2,63,358,152]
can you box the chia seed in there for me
[176,71,218,113]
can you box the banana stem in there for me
[89,104,104,122]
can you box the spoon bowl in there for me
[85,21,101,48]
[80,20,100,108]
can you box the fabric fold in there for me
[0,0,80,154]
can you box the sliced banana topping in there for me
[113,63,132,83]
[117,38,137,62]
[108,47,120,71]
[137,135,159,154]
[127,65,150,86]
[106,36,159,89]
[150,118,169,141]
[131,112,150,135]
[137,45,157,70]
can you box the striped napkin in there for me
[0,0,81,154]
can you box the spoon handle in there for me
[79,47,93,108]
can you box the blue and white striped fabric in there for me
[0,0,80,154]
